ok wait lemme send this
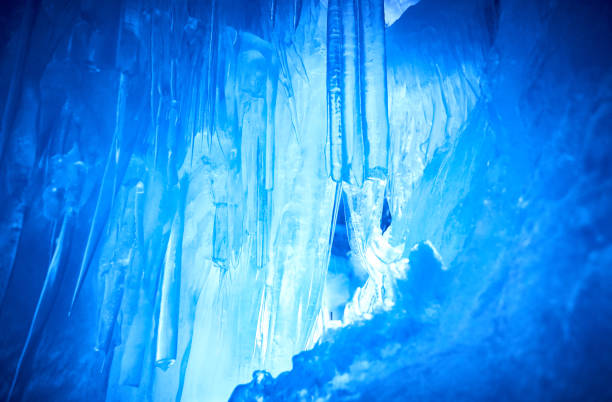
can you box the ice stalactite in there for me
[156,179,187,369]
[69,72,128,314]
[0,0,412,400]
[7,213,73,402]
[341,0,364,186]
[326,0,345,183]
[118,281,152,387]
[326,0,389,184]
[233,0,612,399]
[0,0,609,400]
[240,31,278,269]
[70,0,149,315]
[94,160,142,356]
[358,0,389,180]
[205,0,219,148]
[115,171,166,389]
[294,0,304,30]
[325,0,402,324]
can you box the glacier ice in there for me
[0,0,611,401]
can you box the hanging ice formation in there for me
[2,0,612,401]
[325,0,413,326]
[326,0,389,184]
[230,0,612,399]
[0,0,344,400]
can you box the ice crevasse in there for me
[0,0,611,401]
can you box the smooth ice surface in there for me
[0,0,611,401]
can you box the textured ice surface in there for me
[231,0,612,400]
[0,1,337,400]
[0,0,611,401]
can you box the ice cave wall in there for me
[1,0,393,400]
[0,0,611,401]
[232,0,612,400]
[0,0,337,400]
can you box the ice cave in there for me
[0,0,611,400]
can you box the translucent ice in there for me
[0,0,611,401]
[230,0,612,400]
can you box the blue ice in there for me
[0,0,611,401]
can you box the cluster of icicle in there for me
[0,0,414,399]
[1,0,286,399]
[323,0,409,328]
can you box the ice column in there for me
[327,0,345,182]
[359,0,389,179]
[325,0,408,324]
[326,0,389,184]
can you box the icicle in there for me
[343,0,365,186]
[264,57,278,191]
[205,0,219,147]
[153,98,162,169]
[188,84,198,168]
[324,0,388,185]
[232,31,278,269]
[150,6,162,167]
[149,7,158,143]
[270,0,277,26]
[113,73,128,184]
[120,228,170,387]
[326,0,345,183]
[155,181,186,369]
[69,72,128,314]
[258,102,276,269]
[256,151,269,269]
[155,214,180,369]
[118,168,172,386]
[119,288,153,387]
[94,181,137,355]
[358,0,389,179]
[294,0,303,30]
[7,213,72,402]
[263,39,279,271]
[68,167,111,309]
[262,193,273,269]
[95,264,127,354]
